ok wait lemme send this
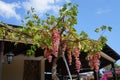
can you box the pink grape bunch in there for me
[44,48,53,62]
[44,28,60,62]
[75,58,81,73]
[62,41,67,52]
[51,28,60,57]
[67,48,81,72]
[88,52,101,72]
[67,50,72,65]
[73,48,81,72]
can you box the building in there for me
[0,23,120,80]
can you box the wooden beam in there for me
[25,56,45,60]
[0,41,4,80]
[0,22,32,38]
[101,52,116,62]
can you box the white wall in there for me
[2,55,45,80]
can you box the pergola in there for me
[0,24,120,80]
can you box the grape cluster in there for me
[75,58,81,73]
[88,52,101,72]
[67,49,81,72]
[52,28,60,57]
[73,48,81,72]
[73,48,80,57]
[67,51,72,65]
[44,48,53,62]
[66,48,81,72]
[62,41,67,52]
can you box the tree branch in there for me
[63,38,90,43]
[54,16,65,28]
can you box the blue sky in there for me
[0,0,120,65]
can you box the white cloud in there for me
[0,1,21,20]
[0,0,71,20]
[96,8,112,15]
[22,0,71,16]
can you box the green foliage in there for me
[115,64,120,68]
[0,3,112,58]
[95,25,112,33]
[101,25,106,31]
[95,28,99,33]
[80,31,88,39]
[108,26,112,32]
[0,27,5,38]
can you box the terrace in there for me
[0,23,120,80]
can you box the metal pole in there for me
[62,52,72,80]
[111,63,117,80]
[94,70,100,80]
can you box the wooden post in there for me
[40,57,45,80]
[0,41,4,80]
[111,63,117,80]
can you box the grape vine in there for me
[0,2,112,79]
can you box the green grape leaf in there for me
[80,31,88,39]
[100,25,106,31]
[108,26,112,32]
[95,28,99,33]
